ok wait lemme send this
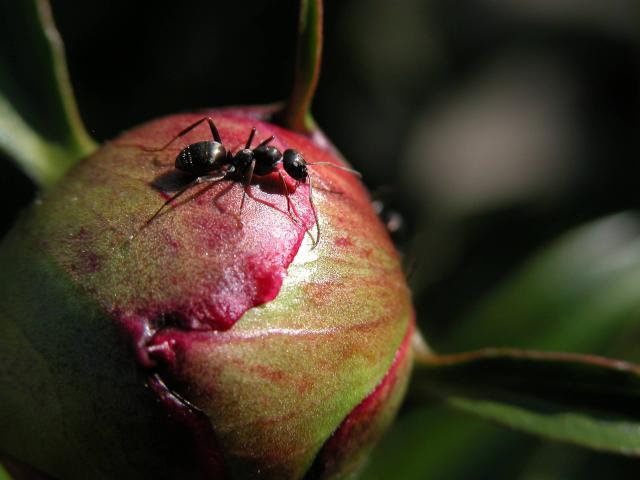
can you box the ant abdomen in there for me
[176,141,226,176]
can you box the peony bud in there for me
[0,107,413,479]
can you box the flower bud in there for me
[0,108,413,479]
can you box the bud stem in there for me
[276,0,323,134]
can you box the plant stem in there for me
[276,0,323,134]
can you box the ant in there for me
[143,116,360,247]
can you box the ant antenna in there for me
[307,176,320,247]
[308,162,362,177]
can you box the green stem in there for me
[276,0,323,134]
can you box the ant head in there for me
[283,149,307,180]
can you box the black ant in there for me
[143,116,360,246]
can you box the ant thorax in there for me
[252,145,283,175]
[232,149,254,171]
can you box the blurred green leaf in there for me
[363,214,640,480]
[0,0,95,188]
[0,464,11,480]
[358,405,538,480]
[440,213,640,357]
[412,348,640,456]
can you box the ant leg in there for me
[239,169,297,221]
[240,159,256,212]
[307,176,320,249]
[256,135,275,148]
[243,187,293,220]
[245,127,256,149]
[277,171,300,223]
[145,172,227,226]
[211,181,242,228]
[282,175,316,245]
[213,181,236,213]
[144,116,222,152]
[307,163,361,194]
[238,167,295,221]
[205,117,223,143]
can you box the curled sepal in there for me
[411,345,640,456]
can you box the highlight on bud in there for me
[0,107,414,479]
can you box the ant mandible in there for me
[144,116,361,247]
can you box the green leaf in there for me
[0,463,12,480]
[364,215,640,480]
[0,0,96,188]
[441,213,640,358]
[275,0,323,134]
[412,348,640,456]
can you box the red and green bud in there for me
[0,107,413,479]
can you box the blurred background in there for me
[3,0,640,477]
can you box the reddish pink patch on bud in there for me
[334,236,353,248]
[114,111,320,333]
[42,108,364,341]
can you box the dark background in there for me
[2,1,640,477]
[29,0,640,339]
